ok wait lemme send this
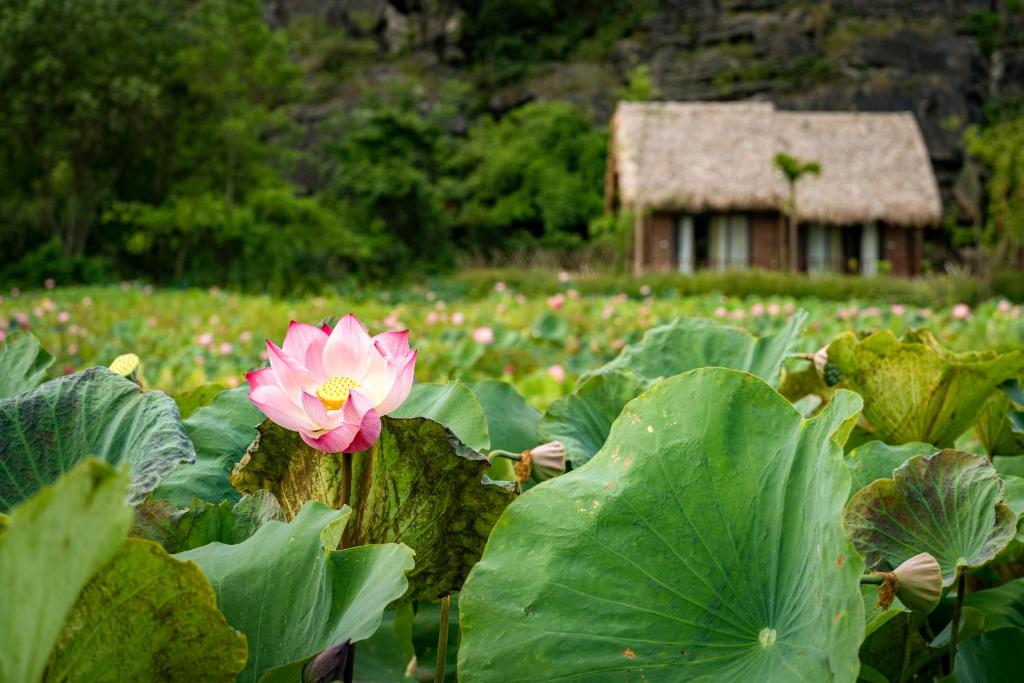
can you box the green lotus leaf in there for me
[459,368,865,682]
[470,380,540,453]
[0,368,196,511]
[0,459,132,683]
[845,441,936,500]
[975,381,1024,456]
[540,313,807,466]
[941,627,1024,683]
[46,538,247,681]
[538,370,645,466]
[173,382,227,419]
[131,490,285,553]
[155,385,265,506]
[232,416,515,601]
[827,330,1024,447]
[844,450,1017,585]
[389,381,490,451]
[965,577,1024,631]
[0,331,53,398]
[176,501,414,683]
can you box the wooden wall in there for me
[881,225,924,276]
[751,212,783,270]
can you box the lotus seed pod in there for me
[306,640,351,683]
[892,552,942,614]
[528,441,567,481]
[109,353,140,377]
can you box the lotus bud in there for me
[874,552,942,614]
[306,640,352,683]
[811,346,841,387]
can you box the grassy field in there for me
[3,277,1023,409]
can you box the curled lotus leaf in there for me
[541,312,807,466]
[975,380,1024,456]
[844,449,1017,586]
[0,368,196,512]
[0,331,53,399]
[459,368,866,682]
[845,440,936,501]
[827,330,1024,447]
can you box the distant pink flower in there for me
[246,314,417,453]
[147,317,158,327]
[197,333,214,346]
[425,311,439,325]
[952,303,971,320]
[890,304,906,316]
[15,312,29,326]
[225,376,241,388]
[44,278,55,289]
[0,330,5,343]
[750,303,765,317]
[602,304,614,320]
[67,343,78,355]
[142,285,154,295]
[121,281,130,290]
[1012,306,1021,319]
[81,296,92,307]
[32,307,43,318]
[208,315,221,325]
[729,310,746,321]
[998,300,1011,313]
[43,299,56,312]
[782,303,795,315]
[860,307,881,318]
[239,330,253,342]
[558,271,572,283]
[219,342,234,355]
[515,293,527,304]
[547,294,565,311]
[57,311,70,323]
[494,281,507,293]
[547,364,566,383]
[503,364,516,375]
[767,303,781,316]
[639,285,652,297]
[450,312,464,326]
[713,307,727,318]
[472,327,495,344]
[194,355,206,365]
[611,339,625,350]
[567,289,580,300]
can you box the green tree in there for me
[966,112,1024,278]
[774,152,822,272]
[449,101,607,254]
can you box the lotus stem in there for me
[435,594,451,683]
[898,614,914,683]
[339,452,352,508]
[859,574,885,585]
[488,449,524,461]
[949,570,966,673]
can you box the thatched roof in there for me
[609,101,942,227]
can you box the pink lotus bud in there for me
[890,304,906,316]
[951,303,970,320]
[219,342,234,355]
[767,303,780,316]
[197,333,213,346]
[714,306,727,318]
[57,311,70,323]
[451,312,464,325]
[750,303,765,317]
[998,299,1011,313]
[472,327,495,345]
[558,271,571,283]
[547,364,566,383]
[494,281,507,292]
[639,285,651,296]
[547,294,565,310]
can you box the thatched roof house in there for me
[607,101,942,276]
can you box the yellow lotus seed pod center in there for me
[316,376,359,411]
[109,353,140,377]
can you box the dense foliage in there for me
[4,284,1024,681]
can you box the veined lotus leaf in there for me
[155,385,265,506]
[176,501,414,683]
[0,459,132,683]
[827,330,1024,447]
[232,416,516,601]
[541,313,808,466]
[131,490,285,554]
[964,578,1024,631]
[975,380,1024,456]
[538,370,645,466]
[459,368,866,682]
[0,368,196,511]
[940,627,1024,683]
[845,441,936,500]
[469,380,540,453]
[173,382,227,419]
[857,612,929,683]
[585,311,808,384]
[844,450,1016,586]
[46,538,247,681]
[389,381,490,452]
[0,331,53,398]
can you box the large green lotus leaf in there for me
[470,380,540,453]
[0,331,53,398]
[964,577,1024,631]
[538,370,645,466]
[586,311,808,386]
[46,537,247,681]
[0,368,196,511]
[389,381,490,452]
[233,416,516,601]
[176,501,414,683]
[131,490,285,553]
[845,440,936,500]
[844,450,1017,586]
[0,459,132,683]
[541,313,807,467]
[940,627,1024,682]
[155,385,265,506]
[459,368,865,682]
[828,330,1024,447]
[173,382,228,419]
[975,382,1024,456]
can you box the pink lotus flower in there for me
[547,294,565,310]
[890,304,906,316]
[951,303,971,320]
[472,327,495,344]
[547,364,566,382]
[247,314,417,453]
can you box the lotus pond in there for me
[2,282,1024,682]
